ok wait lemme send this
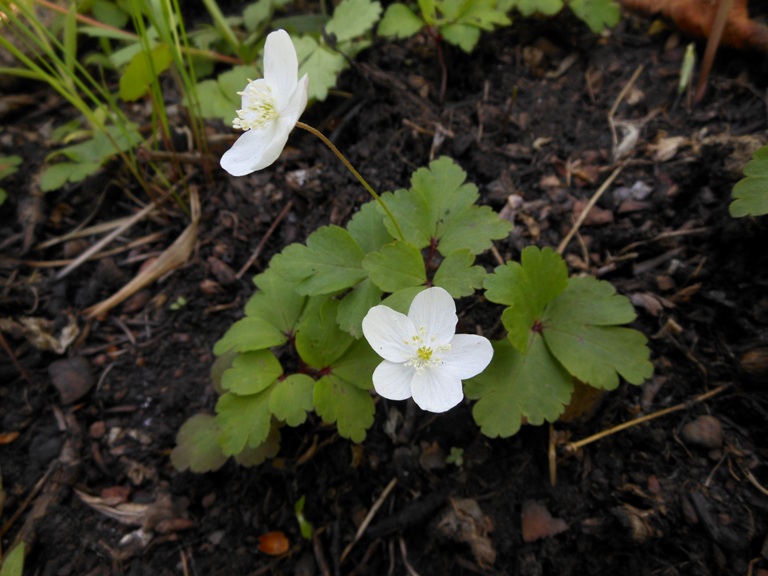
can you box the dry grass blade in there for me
[83,187,200,320]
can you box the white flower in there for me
[362,287,493,413]
[220,29,309,176]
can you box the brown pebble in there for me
[740,347,768,386]
[89,421,106,439]
[681,415,723,450]
[202,492,217,508]
[207,256,237,285]
[48,355,95,404]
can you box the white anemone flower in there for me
[220,29,309,176]
[362,287,493,413]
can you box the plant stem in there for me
[296,121,404,241]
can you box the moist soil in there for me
[2,6,768,576]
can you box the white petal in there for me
[362,305,416,363]
[263,29,298,106]
[220,122,288,176]
[408,287,457,346]
[443,334,494,379]
[372,361,414,401]
[280,74,308,124]
[410,367,463,413]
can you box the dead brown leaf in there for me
[621,0,768,52]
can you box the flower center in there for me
[233,81,279,131]
[404,327,451,373]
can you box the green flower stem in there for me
[296,122,405,241]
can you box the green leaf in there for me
[243,0,291,33]
[171,413,228,472]
[440,23,481,52]
[92,0,130,29]
[455,0,512,28]
[541,277,652,389]
[337,278,383,338]
[0,542,25,576]
[0,189,7,206]
[213,317,288,356]
[465,338,573,437]
[730,144,768,217]
[39,161,102,192]
[295,35,347,101]
[418,0,438,24]
[0,155,21,180]
[295,298,354,368]
[363,241,427,292]
[378,3,425,38]
[314,374,375,442]
[271,225,368,295]
[329,338,380,390]
[245,268,307,334]
[210,350,237,394]
[120,43,173,101]
[547,275,637,325]
[269,374,315,425]
[484,246,568,352]
[544,323,651,389]
[383,157,511,255]
[511,0,563,16]
[41,124,142,191]
[216,391,272,455]
[433,249,486,297]
[221,350,283,395]
[234,424,281,466]
[381,285,426,314]
[326,0,382,43]
[193,65,260,124]
[568,0,620,33]
[347,200,395,253]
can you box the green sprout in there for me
[170,296,188,311]
[446,447,464,467]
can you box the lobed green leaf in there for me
[730,144,768,217]
[382,157,510,255]
[326,0,383,43]
[271,225,368,295]
[541,276,652,389]
[171,413,228,473]
[378,3,425,38]
[295,298,354,368]
[213,317,288,356]
[363,241,427,293]
[246,268,307,335]
[432,249,486,297]
[216,392,272,456]
[466,338,573,437]
[314,375,375,442]
[337,278,383,338]
[221,350,283,395]
[568,0,620,33]
[269,374,315,426]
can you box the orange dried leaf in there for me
[258,531,290,555]
[0,431,20,444]
[621,0,768,52]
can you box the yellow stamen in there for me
[233,81,278,131]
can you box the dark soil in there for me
[2,6,768,576]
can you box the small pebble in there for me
[89,421,106,439]
[48,355,95,404]
[681,415,723,450]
